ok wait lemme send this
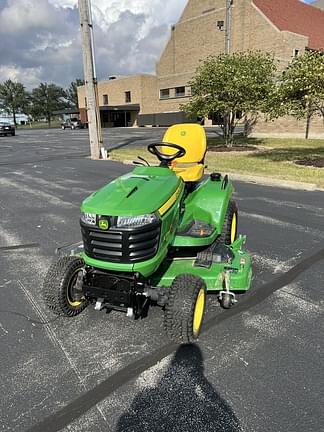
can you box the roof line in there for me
[251,1,280,33]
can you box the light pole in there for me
[78,0,103,160]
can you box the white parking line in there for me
[240,211,324,238]
[236,196,324,214]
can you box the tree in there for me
[0,79,29,125]
[66,79,84,108]
[182,51,277,146]
[276,51,324,139]
[31,82,67,127]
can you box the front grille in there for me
[81,220,161,263]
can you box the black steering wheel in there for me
[148,142,186,167]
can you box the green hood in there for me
[81,166,181,216]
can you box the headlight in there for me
[81,212,97,225]
[117,213,157,228]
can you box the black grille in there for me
[81,220,161,263]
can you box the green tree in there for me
[0,79,29,125]
[31,82,67,127]
[277,51,324,139]
[66,78,84,107]
[182,51,277,146]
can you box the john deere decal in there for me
[99,219,109,230]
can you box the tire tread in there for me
[164,274,206,344]
[219,200,238,244]
[43,256,88,317]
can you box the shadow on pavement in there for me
[116,344,241,432]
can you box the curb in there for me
[118,159,323,192]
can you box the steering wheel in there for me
[147,142,186,166]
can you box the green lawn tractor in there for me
[43,124,252,343]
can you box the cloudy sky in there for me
[0,0,316,89]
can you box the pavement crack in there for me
[280,288,324,311]
[0,243,40,251]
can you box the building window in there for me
[293,49,300,57]
[103,94,108,105]
[160,88,170,99]
[175,86,186,97]
[125,91,131,103]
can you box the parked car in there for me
[61,118,84,130]
[0,122,15,136]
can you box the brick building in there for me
[78,0,324,136]
[312,0,324,10]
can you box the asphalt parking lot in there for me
[0,128,323,432]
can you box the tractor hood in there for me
[81,166,182,216]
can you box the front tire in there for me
[219,200,238,245]
[43,256,88,317]
[164,274,207,344]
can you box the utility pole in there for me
[78,0,103,160]
[224,0,233,145]
[225,0,233,54]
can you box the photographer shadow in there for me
[116,344,241,432]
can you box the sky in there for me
[0,0,317,90]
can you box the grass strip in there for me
[109,137,324,188]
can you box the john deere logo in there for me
[99,219,109,230]
[180,131,186,136]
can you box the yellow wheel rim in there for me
[67,269,82,307]
[230,212,237,244]
[193,288,206,337]
[68,298,82,307]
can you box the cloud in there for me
[0,65,43,88]
[0,0,187,89]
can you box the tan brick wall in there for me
[140,75,159,114]
[157,0,226,77]
[253,115,324,138]
[179,0,224,22]
[97,76,142,106]
[234,1,308,70]
[77,74,157,111]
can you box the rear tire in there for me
[43,256,88,317]
[219,200,238,245]
[164,274,206,344]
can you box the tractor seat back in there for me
[162,124,207,182]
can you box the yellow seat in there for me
[172,164,205,182]
[162,124,207,182]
